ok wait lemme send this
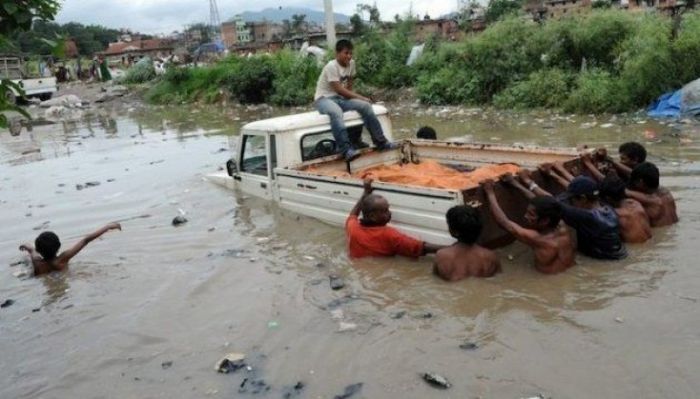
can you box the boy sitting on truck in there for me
[433,205,501,281]
[346,179,442,258]
[625,162,678,227]
[314,39,396,162]
[19,222,122,276]
[482,179,575,274]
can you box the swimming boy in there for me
[314,39,396,161]
[19,222,122,276]
[433,205,501,281]
[482,179,574,274]
[346,179,442,258]
[514,171,627,260]
[625,162,678,227]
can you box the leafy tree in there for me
[1,0,61,129]
[484,0,524,23]
[291,14,307,35]
[350,14,366,35]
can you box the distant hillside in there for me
[235,7,351,24]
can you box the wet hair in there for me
[530,196,562,228]
[630,162,660,190]
[416,126,437,140]
[361,194,385,218]
[336,39,353,52]
[599,175,626,205]
[35,231,61,260]
[619,142,647,164]
[446,205,482,244]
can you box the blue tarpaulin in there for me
[647,78,700,118]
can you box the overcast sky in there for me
[55,1,460,34]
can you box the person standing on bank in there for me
[314,39,397,161]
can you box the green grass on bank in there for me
[143,10,700,114]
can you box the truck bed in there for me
[274,140,581,247]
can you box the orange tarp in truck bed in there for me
[308,160,520,190]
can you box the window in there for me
[301,124,366,161]
[240,135,268,176]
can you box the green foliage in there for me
[2,20,119,56]
[564,69,628,113]
[617,13,676,106]
[1,0,60,129]
[570,10,635,69]
[417,67,481,105]
[673,10,700,85]
[484,0,524,23]
[269,50,321,106]
[354,23,418,89]
[121,57,156,84]
[493,69,573,109]
[223,56,275,104]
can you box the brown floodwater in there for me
[1,103,699,398]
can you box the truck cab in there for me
[1,55,58,104]
[217,104,392,199]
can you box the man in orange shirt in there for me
[346,179,443,258]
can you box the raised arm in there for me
[624,189,662,207]
[482,180,542,247]
[580,153,605,182]
[539,163,570,188]
[552,161,575,182]
[597,148,633,178]
[57,222,121,263]
[517,170,553,198]
[502,173,536,200]
[350,179,373,217]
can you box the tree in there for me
[1,0,61,129]
[484,0,524,23]
[291,14,307,35]
[281,19,292,39]
[350,14,366,35]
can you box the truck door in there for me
[238,134,272,199]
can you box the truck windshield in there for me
[241,135,268,176]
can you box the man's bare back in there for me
[627,187,678,228]
[530,225,575,274]
[615,198,653,242]
[434,244,501,281]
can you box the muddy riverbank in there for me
[1,101,699,398]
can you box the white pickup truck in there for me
[207,105,581,247]
[1,55,57,104]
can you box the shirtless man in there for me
[482,179,575,274]
[626,162,678,227]
[433,205,501,281]
[19,222,122,276]
[580,154,652,243]
[595,141,647,180]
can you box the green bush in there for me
[417,67,482,105]
[121,57,156,84]
[493,69,573,109]
[569,10,635,69]
[269,51,321,106]
[673,10,700,85]
[564,69,628,113]
[618,14,676,106]
[223,56,275,104]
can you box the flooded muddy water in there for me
[1,104,699,398]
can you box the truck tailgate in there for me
[275,169,461,245]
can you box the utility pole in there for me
[209,0,223,41]
[324,0,336,50]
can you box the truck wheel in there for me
[39,93,53,101]
[4,90,16,105]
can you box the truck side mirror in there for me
[226,158,238,176]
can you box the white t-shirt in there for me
[314,59,356,100]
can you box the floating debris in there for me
[329,275,345,290]
[459,342,478,351]
[338,322,357,332]
[172,215,188,226]
[1,299,15,308]
[422,372,451,389]
[215,352,246,373]
[161,361,173,370]
[333,382,363,399]
[390,311,406,319]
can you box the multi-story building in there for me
[250,21,284,43]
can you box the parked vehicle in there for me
[1,55,57,104]
[207,106,581,247]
